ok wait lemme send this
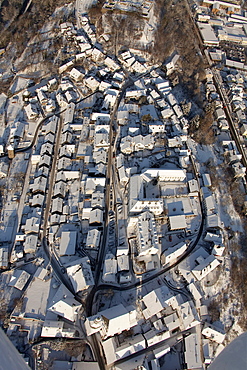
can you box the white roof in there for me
[41,320,64,337]
[192,254,220,281]
[89,208,103,225]
[100,304,135,337]
[59,231,77,256]
[142,168,186,181]
[23,234,38,254]
[202,323,225,344]
[142,286,172,319]
[169,215,186,230]
[117,255,129,271]
[66,257,94,292]
[9,270,30,290]
[48,285,81,322]
[86,229,101,248]
[197,22,219,45]
[184,333,203,369]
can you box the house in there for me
[184,333,203,369]
[64,103,75,125]
[8,270,30,291]
[23,234,38,254]
[24,217,40,234]
[202,323,225,344]
[51,197,63,214]
[91,191,105,209]
[178,300,200,330]
[206,213,222,230]
[0,247,8,269]
[141,286,173,319]
[66,257,94,292]
[192,254,221,281]
[40,142,53,156]
[59,231,77,256]
[85,76,100,91]
[24,103,39,120]
[89,208,104,225]
[103,254,117,283]
[46,115,58,134]
[168,215,187,231]
[93,148,107,164]
[165,53,180,75]
[104,56,120,71]
[117,255,129,272]
[65,89,77,103]
[163,242,187,265]
[85,304,137,339]
[39,154,51,168]
[86,229,101,249]
[118,166,129,185]
[58,60,74,74]
[30,193,45,207]
[53,181,66,198]
[144,329,170,347]
[0,162,8,178]
[69,68,84,82]
[148,121,165,134]
[47,285,81,322]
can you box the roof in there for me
[9,270,30,291]
[66,257,94,292]
[86,229,101,248]
[169,215,187,230]
[48,285,81,322]
[59,231,77,256]
[197,22,219,45]
[100,304,133,337]
[184,333,203,369]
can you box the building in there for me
[163,242,187,264]
[103,254,117,283]
[134,211,160,257]
[141,286,174,319]
[184,333,203,369]
[128,174,164,216]
[192,254,221,281]
[168,215,187,231]
[102,334,146,365]
[202,323,225,344]
[85,304,137,339]
[86,229,101,249]
[142,169,186,182]
[0,247,9,269]
[9,270,30,291]
[47,285,81,322]
[59,231,77,256]
[66,257,94,292]
[197,22,219,46]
